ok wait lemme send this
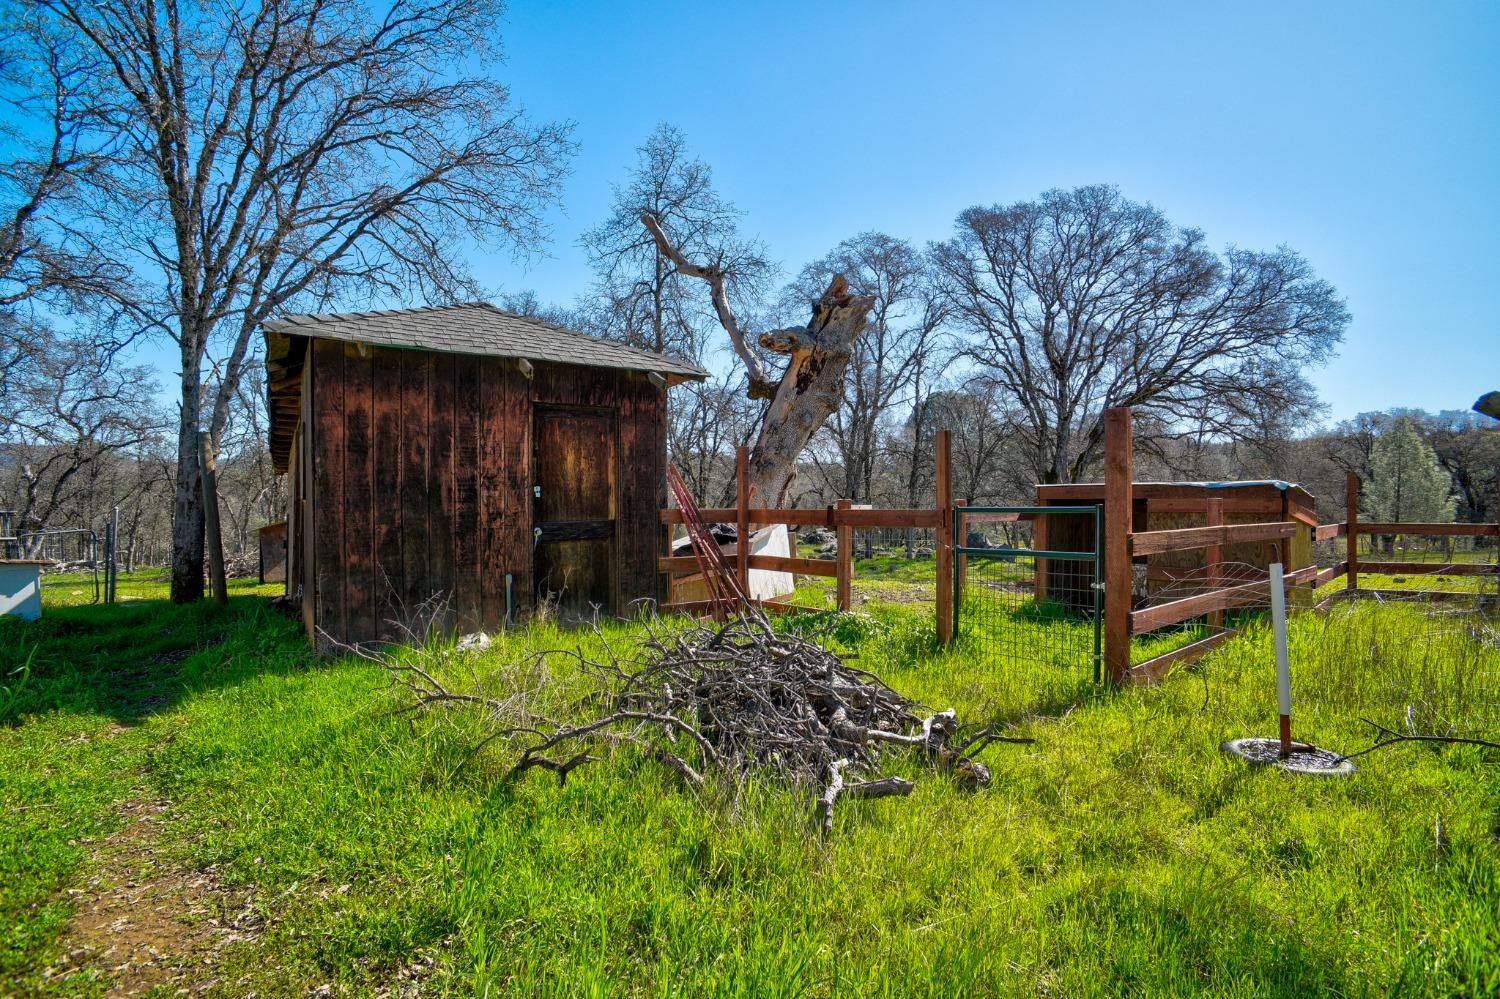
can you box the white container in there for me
[0,560,46,620]
[669,524,797,604]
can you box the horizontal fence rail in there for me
[1129,565,1318,634]
[1356,562,1497,576]
[657,553,839,577]
[1355,522,1499,537]
[660,507,944,529]
[1132,631,1238,684]
[1314,561,1348,585]
[1129,521,1296,556]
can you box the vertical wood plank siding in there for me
[370,348,404,638]
[451,355,483,631]
[474,360,505,626]
[299,363,315,639]
[304,348,668,645]
[483,359,530,625]
[311,340,346,644]
[399,350,432,616]
[617,373,666,607]
[428,351,457,629]
[341,342,375,643]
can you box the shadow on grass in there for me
[0,589,315,727]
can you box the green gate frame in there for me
[954,504,1104,682]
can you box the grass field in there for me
[2,566,1498,996]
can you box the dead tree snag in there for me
[642,213,876,506]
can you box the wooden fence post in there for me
[199,430,229,606]
[935,429,954,644]
[736,446,751,598]
[1205,496,1224,631]
[1103,408,1133,685]
[1345,472,1359,592]
[835,498,853,611]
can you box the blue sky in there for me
[468,0,1498,423]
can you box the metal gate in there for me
[954,505,1103,683]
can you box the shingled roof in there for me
[262,302,709,379]
[263,302,707,473]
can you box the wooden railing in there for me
[662,411,1497,688]
[1129,521,1295,556]
[1103,408,1334,685]
[1333,473,1500,600]
[1103,415,1500,685]
[658,432,958,638]
[1129,565,1319,635]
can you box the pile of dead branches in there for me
[380,610,1028,834]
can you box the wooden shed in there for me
[264,303,708,646]
[1034,480,1317,613]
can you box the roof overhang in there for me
[265,330,308,475]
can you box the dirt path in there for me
[43,798,262,996]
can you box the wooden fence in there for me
[1333,472,1499,601]
[658,430,960,640]
[660,408,1498,687]
[1103,408,1500,685]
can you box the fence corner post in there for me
[835,498,853,611]
[1345,471,1359,592]
[1103,408,1133,685]
[935,428,954,644]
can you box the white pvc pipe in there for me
[1270,561,1292,725]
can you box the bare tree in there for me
[923,386,1026,504]
[788,233,945,514]
[884,360,939,555]
[32,0,574,600]
[496,289,584,330]
[666,375,761,507]
[0,318,165,549]
[0,13,124,320]
[583,124,769,361]
[643,218,876,506]
[932,185,1348,484]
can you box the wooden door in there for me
[533,407,617,618]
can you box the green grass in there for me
[2,570,1498,995]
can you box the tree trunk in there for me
[170,364,205,603]
[745,276,876,506]
[641,214,875,507]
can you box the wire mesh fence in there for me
[1351,529,1499,600]
[1356,531,1495,563]
[1131,559,1275,658]
[954,507,1101,702]
[3,528,104,566]
[847,526,939,557]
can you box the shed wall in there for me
[295,340,666,646]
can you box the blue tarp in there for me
[1195,480,1294,491]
